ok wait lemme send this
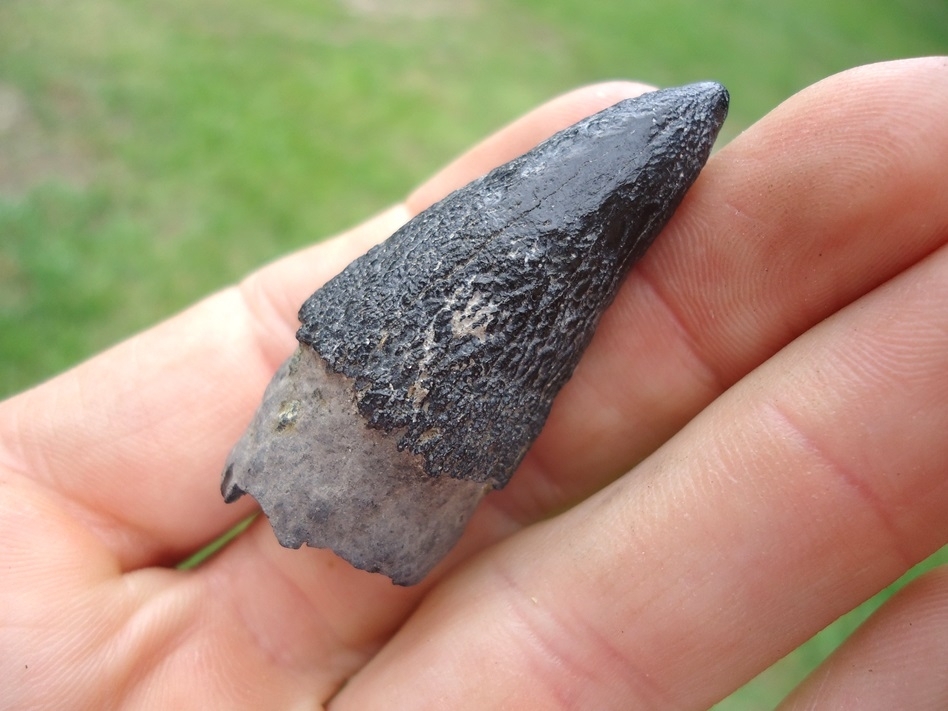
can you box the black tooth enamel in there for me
[223,82,729,585]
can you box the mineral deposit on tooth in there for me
[222,82,729,585]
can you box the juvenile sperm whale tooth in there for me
[222,82,729,586]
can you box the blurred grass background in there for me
[1,0,945,706]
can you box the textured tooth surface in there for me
[222,82,729,585]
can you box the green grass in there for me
[1,0,946,706]
[3,0,946,394]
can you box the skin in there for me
[1,56,947,709]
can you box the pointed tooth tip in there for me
[689,80,730,124]
[631,81,729,130]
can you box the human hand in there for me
[2,57,947,709]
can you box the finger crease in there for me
[235,276,300,374]
[492,560,679,709]
[634,260,730,396]
[764,400,917,572]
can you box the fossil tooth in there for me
[222,82,729,585]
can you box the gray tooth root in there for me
[222,82,729,586]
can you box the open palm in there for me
[2,57,948,709]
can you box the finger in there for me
[0,82,651,572]
[331,217,948,709]
[497,56,948,526]
[779,567,948,710]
